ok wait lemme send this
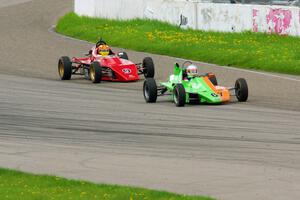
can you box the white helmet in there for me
[186,65,198,77]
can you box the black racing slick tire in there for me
[118,52,129,60]
[206,73,218,86]
[58,56,72,80]
[235,78,248,102]
[143,57,155,78]
[89,62,102,83]
[173,84,186,107]
[143,78,157,103]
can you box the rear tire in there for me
[173,84,186,107]
[235,78,248,102]
[143,78,157,103]
[143,57,155,78]
[58,56,72,80]
[118,52,129,60]
[89,62,102,83]
[206,73,218,86]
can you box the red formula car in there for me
[58,46,155,83]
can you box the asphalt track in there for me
[0,1,300,200]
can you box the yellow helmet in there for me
[98,45,110,56]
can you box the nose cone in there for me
[120,65,139,81]
[201,91,222,104]
[188,77,222,104]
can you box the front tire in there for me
[235,78,248,102]
[58,56,72,80]
[143,57,155,78]
[173,84,186,107]
[143,78,157,103]
[89,62,102,83]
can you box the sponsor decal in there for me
[122,68,131,74]
[179,14,188,27]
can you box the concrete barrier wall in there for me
[143,0,197,29]
[74,0,300,36]
[74,0,95,17]
[93,0,145,19]
[196,4,253,32]
[252,5,300,35]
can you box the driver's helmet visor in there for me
[100,50,109,53]
[99,49,109,56]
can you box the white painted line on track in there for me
[50,26,300,83]
[215,64,300,82]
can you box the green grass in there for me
[0,168,214,200]
[56,12,300,75]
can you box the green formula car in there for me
[143,61,248,107]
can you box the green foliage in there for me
[0,168,214,200]
[56,12,300,75]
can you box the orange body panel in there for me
[203,77,230,102]
[216,86,230,102]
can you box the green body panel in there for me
[161,64,222,104]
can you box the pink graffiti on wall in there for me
[266,9,292,35]
[252,9,259,32]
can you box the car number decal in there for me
[122,68,132,74]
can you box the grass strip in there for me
[0,168,214,200]
[56,12,300,75]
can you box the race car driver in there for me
[183,64,198,80]
[91,38,113,57]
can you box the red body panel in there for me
[72,53,140,82]
[100,57,139,81]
